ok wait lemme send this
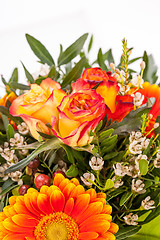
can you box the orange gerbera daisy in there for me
[0,174,118,240]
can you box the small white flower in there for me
[130,74,144,88]
[132,179,146,194]
[17,122,29,135]
[4,142,9,148]
[1,148,15,162]
[114,163,128,176]
[141,196,155,210]
[19,142,29,156]
[127,164,139,178]
[32,63,50,80]
[129,140,142,155]
[10,133,24,147]
[112,176,124,188]
[89,156,104,171]
[135,154,148,169]
[80,173,95,186]
[154,152,160,168]
[124,213,138,225]
[132,92,144,107]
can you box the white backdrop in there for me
[0,0,160,96]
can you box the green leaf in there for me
[104,179,114,190]
[127,215,160,240]
[139,159,148,175]
[66,164,79,177]
[103,49,115,64]
[97,48,108,71]
[0,106,21,124]
[99,128,114,141]
[88,34,93,53]
[8,68,18,84]
[103,151,119,160]
[0,184,18,196]
[143,51,158,84]
[116,226,141,240]
[1,113,9,132]
[26,34,55,66]
[11,82,30,90]
[7,124,15,139]
[120,192,133,206]
[61,145,75,164]
[128,57,142,65]
[21,62,34,84]
[5,138,61,173]
[61,57,86,88]
[1,75,7,86]
[58,33,88,66]
[101,134,118,147]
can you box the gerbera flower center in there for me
[34,212,79,240]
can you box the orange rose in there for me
[72,68,134,122]
[9,78,66,140]
[52,88,106,147]
[0,92,17,119]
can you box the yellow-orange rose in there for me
[51,88,106,147]
[9,78,66,139]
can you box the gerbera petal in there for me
[70,178,80,186]
[70,185,85,199]
[37,194,52,215]
[2,233,25,240]
[40,185,49,195]
[102,231,116,240]
[102,205,112,214]
[79,231,99,239]
[50,190,65,212]
[62,182,76,199]
[24,194,41,217]
[3,217,34,232]
[64,198,75,215]
[9,196,17,205]
[76,201,103,224]
[12,214,38,227]
[58,178,70,191]
[79,218,110,233]
[14,203,36,218]
[71,194,90,219]
[53,173,65,187]
[85,188,97,200]
[108,222,119,234]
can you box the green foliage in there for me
[143,51,158,84]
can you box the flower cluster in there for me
[0,34,160,239]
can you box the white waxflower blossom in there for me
[9,171,22,182]
[127,164,139,178]
[114,163,128,176]
[18,142,29,156]
[4,142,9,148]
[132,179,146,194]
[10,133,24,147]
[1,148,15,162]
[135,154,148,169]
[129,131,142,142]
[154,122,159,129]
[129,140,143,155]
[130,74,144,88]
[89,156,104,171]
[141,196,155,210]
[131,92,145,107]
[80,173,95,186]
[17,122,29,135]
[118,83,130,95]
[112,176,124,188]
[153,151,160,168]
[32,63,50,80]
[124,213,138,225]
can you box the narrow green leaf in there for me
[58,33,88,66]
[139,159,148,176]
[1,113,9,132]
[7,124,15,139]
[66,165,79,177]
[11,82,30,90]
[21,62,34,84]
[120,192,133,206]
[97,48,108,71]
[103,49,115,64]
[9,68,18,84]
[61,57,86,88]
[128,57,142,65]
[88,34,93,53]
[26,34,55,66]
[104,179,114,190]
[0,106,21,124]
[99,129,114,141]
[1,75,7,85]
[116,226,141,240]
[103,152,119,160]
[101,135,118,147]
[2,178,14,191]
[0,184,18,196]
[5,138,61,173]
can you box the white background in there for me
[0,0,160,96]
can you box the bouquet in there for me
[0,33,160,240]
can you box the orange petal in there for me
[70,185,85,199]
[102,231,116,240]
[70,194,90,219]
[64,198,75,215]
[53,173,65,187]
[108,222,119,234]
[79,217,110,233]
[50,190,65,212]
[70,178,80,186]
[102,205,112,215]
[76,201,103,224]
[47,185,60,196]
[96,192,106,199]
[9,196,17,205]
[58,178,70,191]
[24,194,41,217]
[14,203,36,218]
[12,214,38,227]
[62,183,76,200]
[3,217,35,232]
[85,188,97,200]
[39,185,49,195]
[37,193,52,215]
[79,231,99,239]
